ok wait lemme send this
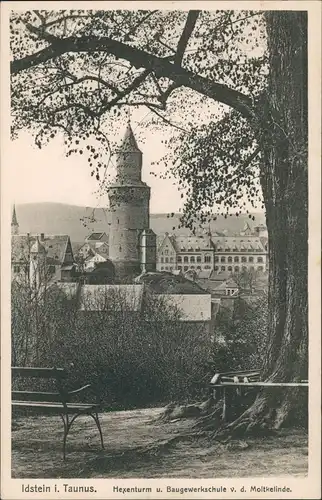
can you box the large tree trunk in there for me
[215,11,308,437]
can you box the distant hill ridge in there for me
[14,202,266,244]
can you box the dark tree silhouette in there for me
[10,9,308,432]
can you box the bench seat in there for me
[13,401,99,412]
[12,366,105,459]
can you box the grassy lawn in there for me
[12,408,308,479]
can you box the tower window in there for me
[190,256,195,263]
[204,254,211,263]
[177,256,182,263]
[257,257,263,263]
[183,256,188,263]
[165,257,169,263]
[160,257,164,263]
[197,256,201,263]
[234,256,239,263]
[221,256,225,263]
[119,246,122,252]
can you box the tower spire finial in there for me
[127,106,131,125]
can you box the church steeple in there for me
[11,204,19,235]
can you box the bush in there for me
[211,295,268,372]
[12,284,212,408]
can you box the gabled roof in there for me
[157,232,177,252]
[196,269,213,280]
[214,278,239,290]
[12,234,72,265]
[86,232,108,241]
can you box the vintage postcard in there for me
[1,1,321,499]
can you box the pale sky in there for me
[8,110,184,213]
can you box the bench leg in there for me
[222,388,227,422]
[60,413,80,460]
[88,411,104,450]
[60,414,69,461]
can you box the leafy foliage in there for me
[212,296,268,372]
[11,282,212,407]
[10,9,268,222]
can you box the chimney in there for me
[40,233,45,241]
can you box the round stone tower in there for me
[108,122,152,279]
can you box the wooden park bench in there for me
[210,368,308,421]
[12,366,104,459]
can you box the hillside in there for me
[13,203,266,243]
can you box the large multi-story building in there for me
[157,224,268,275]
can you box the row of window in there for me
[215,256,264,263]
[214,265,264,272]
[159,264,265,273]
[160,255,264,264]
[160,255,212,264]
[162,247,263,254]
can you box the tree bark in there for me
[216,11,308,436]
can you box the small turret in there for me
[140,229,157,273]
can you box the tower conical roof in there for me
[11,204,18,226]
[120,121,141,153]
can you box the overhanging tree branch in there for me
[11,35,256,119]
[174,10,200,66]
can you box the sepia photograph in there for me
[1,1,321,498]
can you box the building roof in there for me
[134,271,208,295]
[214,278,239,291]
[150,294,212,322]
[196,269,213,280]
[212,236,266,252]
[172,234,214,252]
[86,232,108,241]
[12,234,72,265]
[30,237,46,254]
[79,284,144,312]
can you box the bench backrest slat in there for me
[12,367,66,379]
[12,390,64,403]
